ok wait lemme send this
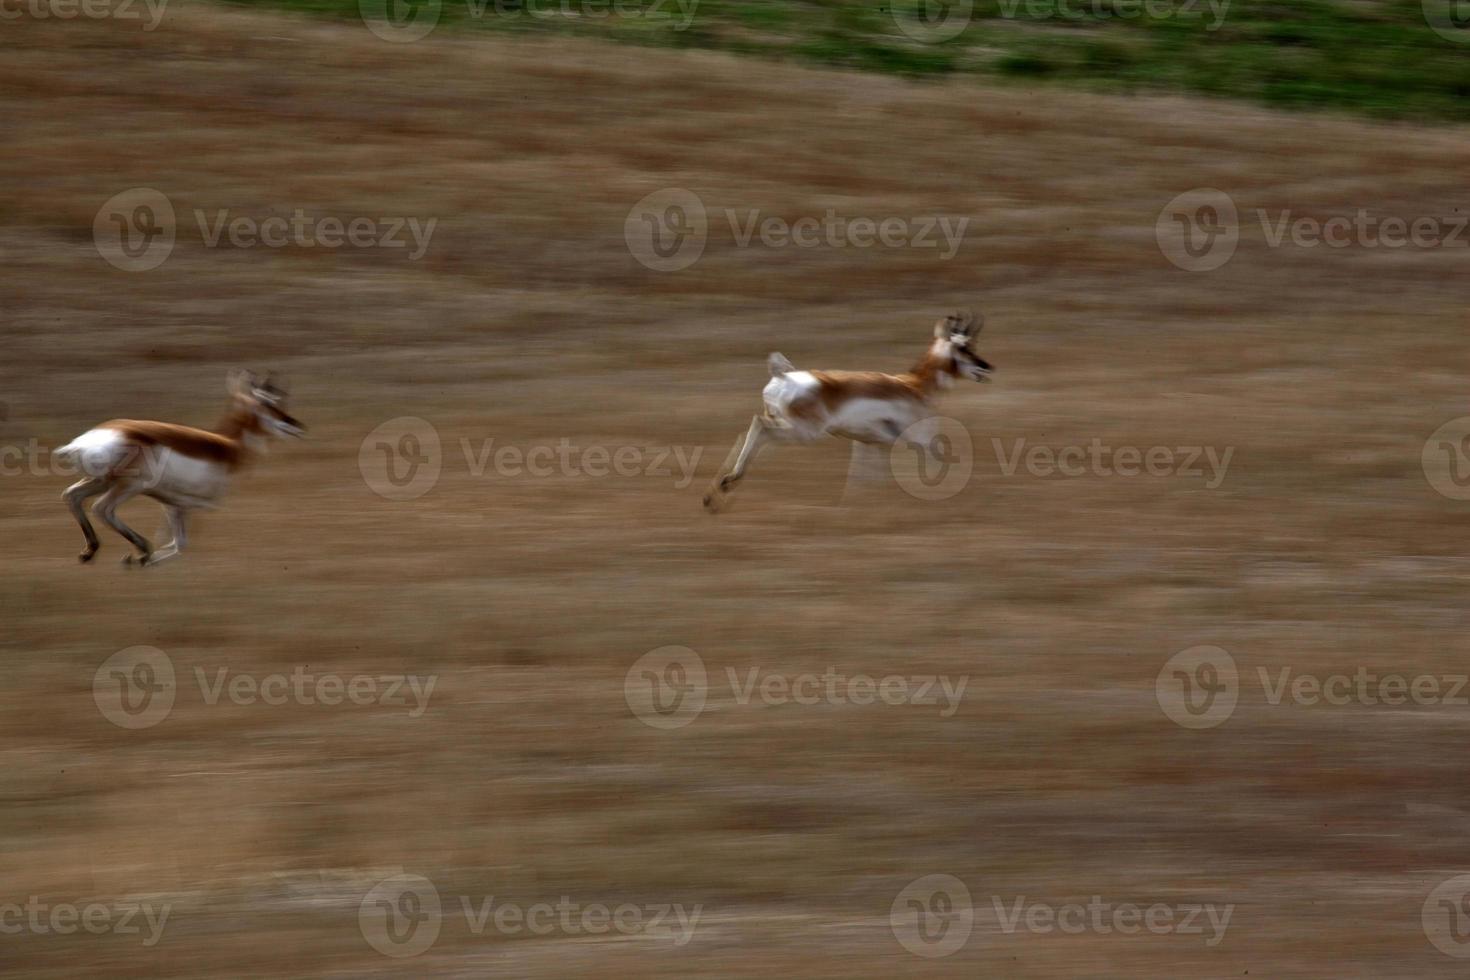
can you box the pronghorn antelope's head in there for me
[228,370,306,438]
[934,311,993,383]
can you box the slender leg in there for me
[841,441,888,503]
[144,506,188,566]
[703,415,802,513]
[714,418,757,483]
[92,484,152,565]
[705,416,762,512]
[727,415,777,483]
[62,477,108,562]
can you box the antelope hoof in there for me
[78,548,97,563]
[122,553,151,568]
[703,492,724,514]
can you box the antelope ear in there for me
[226,369,255,397]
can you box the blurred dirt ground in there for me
[4,4,1470,977]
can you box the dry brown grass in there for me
[4,4,1470,976]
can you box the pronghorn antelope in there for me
[703,311,993,512]
[55,371,304,566]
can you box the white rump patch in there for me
[55,428,128,476]
[762,370,821,418]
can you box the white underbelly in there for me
[142,450,229,506]
[826,398,924,441]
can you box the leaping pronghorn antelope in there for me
[703,311,993,512]
[55,371,304,566]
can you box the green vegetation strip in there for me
[226,0,1470,123]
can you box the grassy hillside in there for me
[7,4,1470,976]
[223,0,1470,122]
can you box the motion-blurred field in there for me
[236,0,1470,123]
[4,4,1470,977]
